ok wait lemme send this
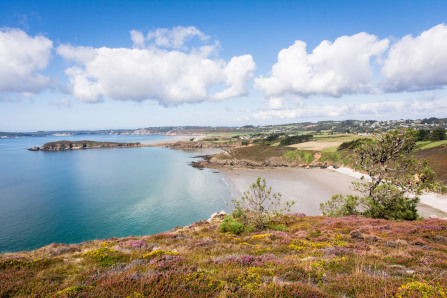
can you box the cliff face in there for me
[28,140,142,151]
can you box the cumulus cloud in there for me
[255,33,389,99]
[212,55,256,100]
[0,28,52,94]
[382,24,447,92]
[58,26,255,105]
[252,98,447,120]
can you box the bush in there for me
[279,135,313,146]
[219,215,245,234]
[320,194,362,217]
[363,184,419,220]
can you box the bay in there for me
[0,135,230,253]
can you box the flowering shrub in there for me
[396,281,446,298]
[251,233,271,240]
[142,250,178,259]
[1,215,447,297]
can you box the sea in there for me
[0,135,231,253]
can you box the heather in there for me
[1,214,447,297]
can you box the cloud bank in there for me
[58,26,255,105]
[0,28,52,94]
[253,24,447,121]
[252,98,447,120]
[255,33,389,98]
[1,23,447,122]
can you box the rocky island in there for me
[28,140,142,151]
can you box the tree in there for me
[417,129,430,141]
[320,129,443,220]
[430,128,446,141]
[230,177,294,230]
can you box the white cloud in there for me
[252,98,447,120]
[58,27,255,106]
[0,28,52,94]
[145,26,208,49]
[267,97,284,109]
[255,33,389,98]
[130,30,145,48]
[382,24,447,92]
[212,55,256,100]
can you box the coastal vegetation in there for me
[1,213,447,297]
[220,178,294,234]
[321,129,445,220]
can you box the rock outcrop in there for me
[28,140,142,151]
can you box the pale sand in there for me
[220,167,362,216]
[288,141,342,151]
[220,167,447,218]
[329,166,447,217]
[141,135,205,145]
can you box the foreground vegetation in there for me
[1,214,447,297]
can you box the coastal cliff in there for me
[28,140,142,151]
[191,145,337,169]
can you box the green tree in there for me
[417,129,430,141]
[225,177,294,231]
[321,129,443,220]
[430,128,446,141]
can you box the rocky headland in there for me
[28,140,143,151]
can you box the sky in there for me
[1,0,447,132]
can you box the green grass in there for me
[282,150,314,163]
[215,145,294,163]
[313,134,363,142]
[416,140,447,150]
[321,146,338,153]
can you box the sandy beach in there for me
[141,135,205,145]
[220,167,447,218]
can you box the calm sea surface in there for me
[0,135,230,253]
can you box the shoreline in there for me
[141,134,206,145]
[218,166,447,218]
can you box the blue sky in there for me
[1,0,447,131]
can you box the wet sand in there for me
[220,167,447,218]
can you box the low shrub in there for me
[219,215,245,235]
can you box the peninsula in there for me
[28,140,142,151]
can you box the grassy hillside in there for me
[1,215,447,297]
[416,144,447,185]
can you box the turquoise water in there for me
[0,135,230,253]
